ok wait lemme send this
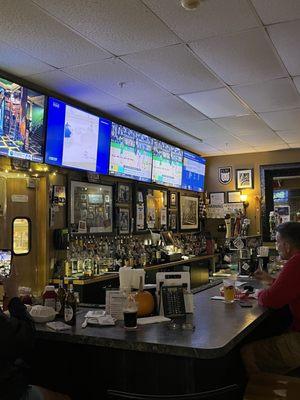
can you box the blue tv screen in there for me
[0,77,45,162]
[109,123,153,182]
[152,139,183,188]
[181,151,206,192]
[45,97,110,174]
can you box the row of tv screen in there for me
[0,77,205,192]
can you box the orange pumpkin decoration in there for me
[134,277,155,317]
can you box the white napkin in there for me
[46,321,71,331]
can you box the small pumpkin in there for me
[134,277,154,317]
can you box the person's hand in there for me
[1,265,18,301]
[253,269,273,284]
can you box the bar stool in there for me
[107,384,240,400]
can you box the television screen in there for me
[45,97,110,174]
[152,139,183,188]
[0,77,45,162]
[181,151,206,192]
[109,123,153,182]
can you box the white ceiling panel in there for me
[62,59,169,102]
[252,143,290,152]
[204,134,245,148]
[0,40,55,77]
[180,87,251,118]
[268,20,300,76]
[143,0,259,42]
[238,132,287,146]
[288,142,300,148]
[292,76,300,95]
[190,28,287,86]
[27,70,121,107]
[131,95,207,126]
[32,0,179,55]
[213,115,274,136]
[0,0,110,68]
[259,108,300,130]
[276,130,300,144]
[233,78,300,112]
[251,0,300,25]
[122,44,223,94]
[179,120,235,141]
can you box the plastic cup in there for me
[223,279,235,303]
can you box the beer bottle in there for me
[64,282,76,326]
[56,277,66,318]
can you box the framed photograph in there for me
[209,192,225,205]
[117,183,131,203]
[119,208,130,234]
[169,210,177,231]
[180,195,199,230]
[53,185,66,206]
[236,168,254,190]
[169,192,177,208]
[137,191,144,204]
[227,191,241,203]
[70,181,113,233]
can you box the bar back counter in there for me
[33,283,274,400]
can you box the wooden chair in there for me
[107,384,240,400]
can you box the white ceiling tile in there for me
[259,108,300,130]
[276,130,300,143]
[143,0,259,42]
[32,0,179,55]
[122,44,223,94]
[0,40,55,77]
[131,94,207,127]
[251,0,300,25]
[180,87,251,118]
[252,143,290,151]
[288,142,300,149]
[213,115,274,135]
[62,59,169,102]
[233,78,300,112]
[179,119,235,141]
[238,132,286,146]
[268,20,300,76]
[293,76,300,94]
[0,0,110,68]
[27,70,121,107]
[190,28,287,85]
[204,134,246,148]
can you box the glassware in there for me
[223,279,235,303]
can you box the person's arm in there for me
[258,258,300,308]
[0,267,35,360]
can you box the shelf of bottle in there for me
[50,254,216,286]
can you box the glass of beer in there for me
[223,279,235,303]
[123,293,138,330]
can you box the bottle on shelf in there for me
[56,277,66,318]
[64,282,77,326]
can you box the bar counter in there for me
[33,282,273,398]
[35,283,268,359]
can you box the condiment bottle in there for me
[42,285,57,310]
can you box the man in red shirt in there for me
[241,222,300,376]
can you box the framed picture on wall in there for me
[180,195,199,230]
[209,192,225,205]
[236,169,254,190]
[227,191,241,203]
[169,192,177,208]
[117,183,131,203]
[118,208,130,234]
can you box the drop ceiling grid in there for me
[0,0,298,155]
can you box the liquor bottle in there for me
[64,282,77,326]
[56,277,66,318]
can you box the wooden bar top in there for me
[35,281,269,359]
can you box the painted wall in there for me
[206,148,300,236]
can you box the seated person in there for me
[241,222,300,376]
[0,266,70,400]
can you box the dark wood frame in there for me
[179,193,199,231]
[209,192,225,205]
[236,168,254,190]
[227,191,241,203]
[260,162,300,241]
[117,182,131,204]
